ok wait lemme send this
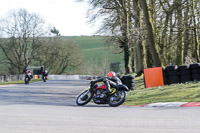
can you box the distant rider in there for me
[42,68,48,82]
[25,69,33,80]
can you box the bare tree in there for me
[0,9,47,74]
[140,0,161,67]
[37,37,83,74]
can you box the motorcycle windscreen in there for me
[144,67,164,88]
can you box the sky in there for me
[0,0,99,36]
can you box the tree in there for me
[140,0,161,67]
[50,27,61,36]
[38,37,83,74]
[0,9,46,74]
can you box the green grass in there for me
[124,76,200,106]
[0,79,42,85]
[70,36,123,64]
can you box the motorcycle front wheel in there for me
[25,78,29,84]
[42,76,46,82]
[76,90,94,106]
[108,90,127,107]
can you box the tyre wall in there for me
[164,65,179,85]
[121,75,135,90]
[162,63,200,85]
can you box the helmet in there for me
[107,71,116,77]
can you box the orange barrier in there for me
[34,75,38,79]
[144,67,164,88]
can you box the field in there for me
[69,36,123,64]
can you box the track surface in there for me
[0,80,200,133]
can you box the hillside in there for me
[69,36,123,64]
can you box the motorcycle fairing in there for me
[96,84,107,90]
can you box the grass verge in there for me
[124,75,200,106]
[0,79,42,85]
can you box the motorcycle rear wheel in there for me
[76,90,94,106]
[42,76,46,82]
[108,90,127,107]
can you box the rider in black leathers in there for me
[90,71,122,95]
[41,67,48,82]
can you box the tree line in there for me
[81,0,200,75]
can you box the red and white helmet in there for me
[107,71,116,77]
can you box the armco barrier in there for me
[48,75,99,80]
[0,74,25,82]
[0,74,99,82]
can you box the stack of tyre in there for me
[177,65,192,83]
[163,63,200,85]
[189,63,200,81]
[163,65,179,85]
[121,75,135,90]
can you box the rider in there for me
[25,69,33,79]
[41,67,48,81]
[90,71,122,96]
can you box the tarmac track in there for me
[0,80,200,133]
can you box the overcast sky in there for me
[0,0,99,36]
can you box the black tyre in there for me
[121,75,135,80]
[179,70,191,76]
[122,80,135,84]
[189,63,200,69]
[191,69,200,74]
[167,76,179,85]
[126,83,135,90]
[192,74,200,81]
[180,76,192,83]
[108,90,127,107]
[42,76,47,82]
[177,65,190,71]
[122,80,135,90]
[167,71,179,77]
[76,90,94,106]
[165,65,178,72]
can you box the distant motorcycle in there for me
[76,82,129,107]
[42,70,48,82]
[25,73,32,85]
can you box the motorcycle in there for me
[76,82,129,107]
[42,70,48,82]
[42,75,47,82]
[24,73,32,85]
